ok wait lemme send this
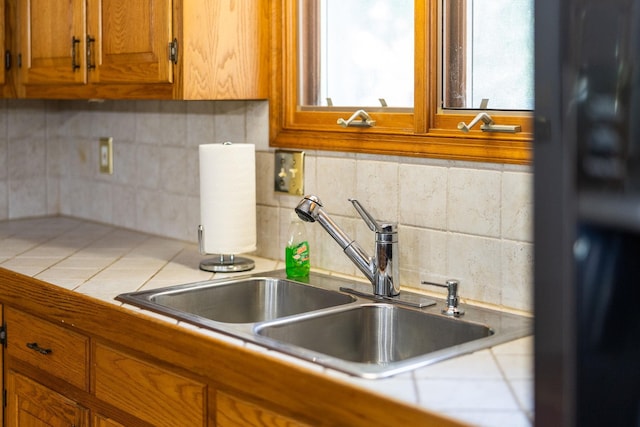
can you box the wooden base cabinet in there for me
[93,344,206,427]
[92,415,125,427]
[0,268,464,427]
[3,306,208,427]
[217,392,311,427]
[6,371,89,427]
[5,307,89,391]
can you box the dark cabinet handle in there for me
[26,342,52,355]
[71,36,81,71]
[86,35,96,70]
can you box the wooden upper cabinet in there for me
[18,0,86,85]
[178,0,268,99]
[0,0,5,86]
[1,0,18,97]
[13,0,268,100]
[17,0,171,92]
[87,0,172,85]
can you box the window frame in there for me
[269,0,533,165]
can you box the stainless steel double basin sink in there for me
[116,270,532,379]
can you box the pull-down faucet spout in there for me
[295,195,399,297]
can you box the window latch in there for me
[337,109,376,128]
[457,98,521,133]
[457,112,521,133]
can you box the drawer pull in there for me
[26,342,53,355]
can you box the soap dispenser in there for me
[285,212,310,278]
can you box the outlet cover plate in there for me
[274,150,304,195]
[99,137,113,174]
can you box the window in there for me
[270,0,533,164]
[299,1,414,108]
[443,0,534,110]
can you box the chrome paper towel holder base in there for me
[198,225,255,273]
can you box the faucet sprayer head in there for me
[295,195,323,222]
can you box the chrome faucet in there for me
[295,195,400,297]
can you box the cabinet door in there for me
[18,0,87,85]
[93,414,125,427]
[0,0,5,85]
[217,392,311,427]
[180,0,268,99]
[87,0,172,84]
[6,371,89,427]
[93,343,206,427]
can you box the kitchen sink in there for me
[117,276,355,324]
[256,304,492,364]
[253,301,528,378]
[117,270,532,378]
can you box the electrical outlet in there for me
[99,137,113,174]
[274,150,304,195]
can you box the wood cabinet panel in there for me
[5,307,89,390]
[6,371,89,427]
[93,343,206,427]
[0,0,17,94]
[93,414,126,427]
[87,0,172,84]
[12,0,267,99]
[180,0,268,99]
[0,268,463,427]
[0,0,5,85]
[18,0,86,85]
[217,392,311,427]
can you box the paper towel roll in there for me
[199,143,256,255]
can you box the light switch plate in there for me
[274,150,304,195]
[99,137,113,174]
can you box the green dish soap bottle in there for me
[285,212,310,278]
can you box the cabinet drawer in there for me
[93,343,206,427]
[6,307,89,390]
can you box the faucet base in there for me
[339,287,436,309]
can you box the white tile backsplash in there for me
[502,171,533,242]
[399,163,448,230]
[316,156,357,216]
[0,99,534,312]
[356,159,399,221]
[446,233,503,304]
[448,168,502,237]
[9,177,48,218]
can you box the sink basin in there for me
[117,270,532,379]
[256,304,493,364]
[117,277,355,324]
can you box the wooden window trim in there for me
[298,1,320,106]
[269,0,533,165]
[444,0,467,108]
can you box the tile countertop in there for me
[0,216,534,427]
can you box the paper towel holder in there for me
[198,225,255,272]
